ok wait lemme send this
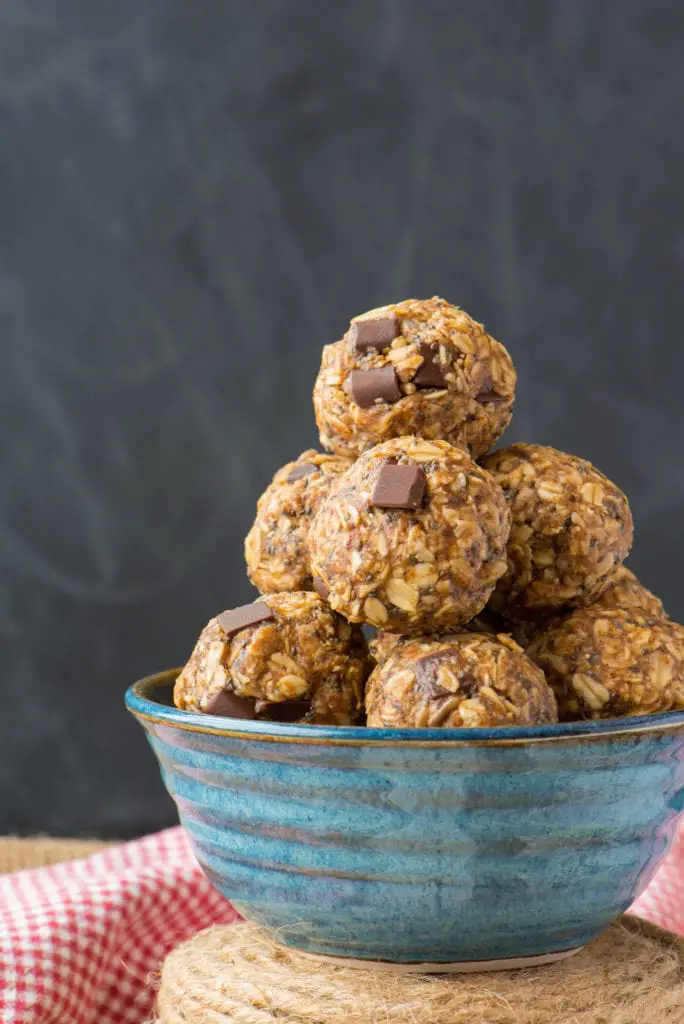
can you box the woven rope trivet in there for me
[0,837,111,874]
[156,918,684,1024]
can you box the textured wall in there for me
[1,1,683,836]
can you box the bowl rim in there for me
[125,669,684,747]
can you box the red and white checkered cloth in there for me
[0,822,682,1024]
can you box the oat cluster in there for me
[313,297,516,460]
[527,608,684,720]
[175,294,681,727]
[308,437,510,633]
[174,592,367,725]
[591,566,665,619]
[366,634,557,728]
[482,444,634,618]
[245,449,349,593]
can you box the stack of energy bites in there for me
[175,297,684,728]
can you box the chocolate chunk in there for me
[349,315,399,353]
[371,464,426,510]
[217,601,273,637]
[421,675,453,700]
[350,367,401,408]
[415,650,477,699]
[313,576,330,601]
[204,688,257,720]
[287,462,318,483]
[475,384,508,406]
[414,653,445,697]
[413,342,446,389]
[261,699,310,723]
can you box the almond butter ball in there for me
[368,617,530,664]
[174,592,368,725]
[481,444,633,620]
[468,567,663,652]
[313,297,516,460]
[527,607,684,720]
[591,566,665,619]
[365,633,557,728]
[370,629,473,667]
[308,437,511,633]
[245,450,350,594]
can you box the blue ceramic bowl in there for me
[126,670,684,968]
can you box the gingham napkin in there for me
[0,823,682,1024]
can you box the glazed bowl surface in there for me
[126,670,684,966]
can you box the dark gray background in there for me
[1,1,683,837]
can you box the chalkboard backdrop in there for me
[1,1,683,836]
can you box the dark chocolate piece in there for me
[371,464,426,510]
[313,577,330,601]
[349,315,399,353]
[287,462,318,483]
[217,601,273,637]
[413,342,446,389]
[261,699,310,723]
[416,652,454,698]
[350,367,401,408]
[415,650,478,700]
[475,384,508,406]
[205,688,257,719]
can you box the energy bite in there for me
[308,437,511,633]
[313,297,516,460]
[368,624,500,667]
[174,592,367,725]
[527,607,684,720]
[591,566,665,619]
[464,567,664,653]
[470,564,662,649]
[368,615,529,664]
[365,633,557,728]
[245,450,349,593]
[369,609,539,667]
[481,444,633,619]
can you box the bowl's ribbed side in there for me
[139,719,684,962]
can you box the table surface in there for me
[0,837,112,875]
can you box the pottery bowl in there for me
[126,670,684,968]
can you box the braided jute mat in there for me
[156,918,684,1024]
[0,837,111,874]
